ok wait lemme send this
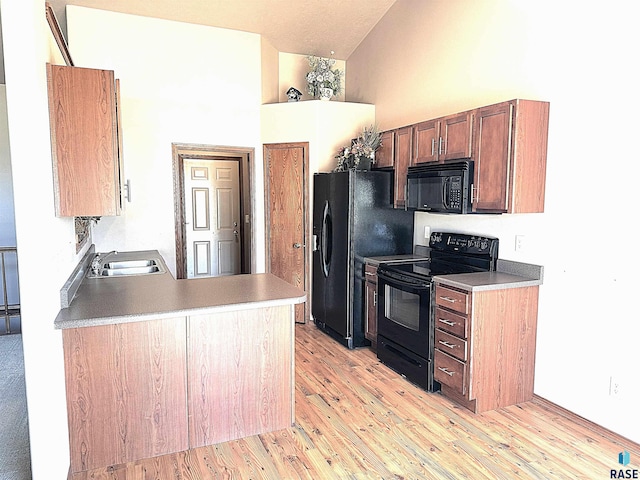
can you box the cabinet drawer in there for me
[434,350,467,396]
[434,307,468,339]
[365,263,378,281]
[435,284,470,315]
[435,329,467,361]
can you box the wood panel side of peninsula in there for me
[63,304,296,474]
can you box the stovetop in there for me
[378,232,499,281]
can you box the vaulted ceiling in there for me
[0,1,398,83]
[45,0,398,60]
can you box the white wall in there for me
[348,0,640,442]
[261,100,374,173]
[0,0,90,477]
[66,6,266,275]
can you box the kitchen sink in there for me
[104,260,158,269]
[100,265,162,276]
[86,253,167,278]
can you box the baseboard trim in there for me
[532,394,640,454]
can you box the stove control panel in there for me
[430,232,499,256]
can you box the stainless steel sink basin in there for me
[100,265,161,276]
[104,260,158,269]
[86,253,166,278]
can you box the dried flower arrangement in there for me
[334,125,383,171]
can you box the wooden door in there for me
[184,159,241,278]
[264,143,308,323]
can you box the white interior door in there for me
[184,159,241,278]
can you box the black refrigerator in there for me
[312,170,414,349]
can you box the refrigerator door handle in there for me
[321,201,332,277]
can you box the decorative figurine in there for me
[286,87,302,102]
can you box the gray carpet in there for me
[0,334,32,479]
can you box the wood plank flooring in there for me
[71,322,639,479]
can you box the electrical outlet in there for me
[610,376,622,397]
[515,235,526,252]
[424,226,430,239]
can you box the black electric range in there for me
[375,232,499,391]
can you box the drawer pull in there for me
[365,271,376,277]
[438,318,456,326]
[439,296,457,303]
[438,340,456,349]
[438,366,455,376]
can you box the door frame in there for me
[263,142,310,323]
[172,143,255,279]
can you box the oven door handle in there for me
[377,272,431,292]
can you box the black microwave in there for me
[406,160,474,214]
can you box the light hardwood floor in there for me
[71,321,638,479]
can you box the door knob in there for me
[293,243,302,249]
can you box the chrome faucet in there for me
[90,250,117,275]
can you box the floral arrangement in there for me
[306,53,343,98]
[334,125,383,171]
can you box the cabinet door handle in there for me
[438,367,455,376]
[438,318,456,326]
[431,138,435,156]
[438,340,456,349]
[439,296,456,303]
[438,137,443,155]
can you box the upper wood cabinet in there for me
[375,130,395,168]
[375,127,411,208]
[393,126,412,208]
[412,119,439,164]
[412,112,473,165]
[47,64,124,217]
[472,99,549,213]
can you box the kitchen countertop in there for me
[55,250,306,329]
[363,254,428,266]
[363,244,430,266]
[433,259,544,292]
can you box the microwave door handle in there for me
[443,177,450,209]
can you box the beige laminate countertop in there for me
[433,271,543,292]
[55,252,306,329]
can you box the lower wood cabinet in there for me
[62,317,188,473]
[62,305,295,473]
[364,262,378,349]
[434,283,539,413]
